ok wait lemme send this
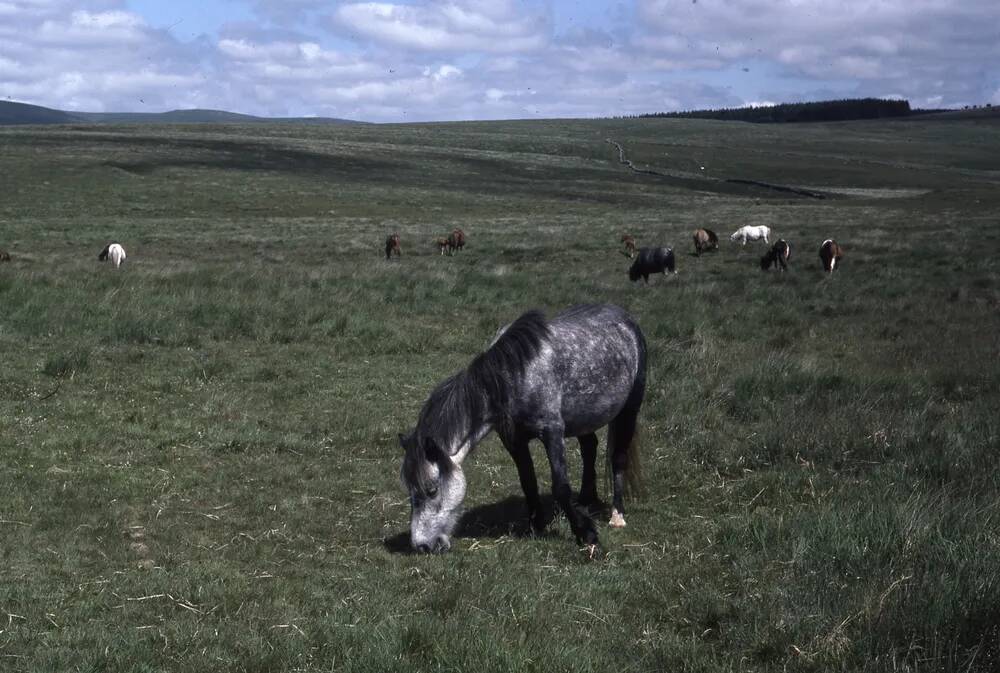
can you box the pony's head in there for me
[664,248,676,273]
[729,230,742,242]
[98,244,110,261]
[400,430,466,553]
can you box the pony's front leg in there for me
[542,429,598,546]
[502,436,545,531]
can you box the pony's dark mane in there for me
[422,309,550,440]
[402,310,551,492]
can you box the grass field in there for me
[1,115,999,672]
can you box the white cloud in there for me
[1,0,998,121]
[334,1,549,52]
[634,0,1000,104]
[0,1,208,111]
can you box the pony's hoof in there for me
[608,509,627,528]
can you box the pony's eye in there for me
[426,486,439,498]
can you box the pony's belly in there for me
[560,393,628,437]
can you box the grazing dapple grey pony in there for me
[760,239,791,271]
[730,225,770,246]
[819,239,844,273]
[385,233,401,260]
[693,228,719,256]
[98,243,126,269]
[400,304,647,553]
[629,247,676,283]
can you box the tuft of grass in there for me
[41,347,91,378]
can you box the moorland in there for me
[1,114,999,671]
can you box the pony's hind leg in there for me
[607,388,643,528]
[577,433,599,506]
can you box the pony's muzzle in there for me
[414,536,451,554]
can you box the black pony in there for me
[400,304,646,553]
[629,247,675,282]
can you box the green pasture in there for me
[1,116,999,671]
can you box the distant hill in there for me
[908,106,1000,122]
[0,100,85,125]
[0,101,362,126]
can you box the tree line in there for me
[632,98,912,123]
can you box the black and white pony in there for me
[399,304,646,553]
[98,243,126,269]
[760,239,791,271]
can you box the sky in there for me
[1,0,998,122]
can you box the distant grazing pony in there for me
[447,228,466,254]
[730,225,770,246]
[629,247,676,283]
[760,239,791,272]
[385,233,401,260]
[621,234,637,258]
[693,228,719,256]
[819,239,844,273]
[98,243,126,269]
[436,238,450,255]
[0,248,10,262]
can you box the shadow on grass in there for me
[383,531,415,555]
[383,495,573,554]
[455,495,556,539]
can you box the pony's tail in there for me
[607,364,646,500]
[621,421,645,499]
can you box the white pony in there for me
[730,225,770,246]
[98,243,126,269]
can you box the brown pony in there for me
[436,238,450,255]
[0,248,10,262]
[620,234,637,258]
[819,239,843,273]
[692,228,719,256]
[447,228,466,254]
[385,233,401,260]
